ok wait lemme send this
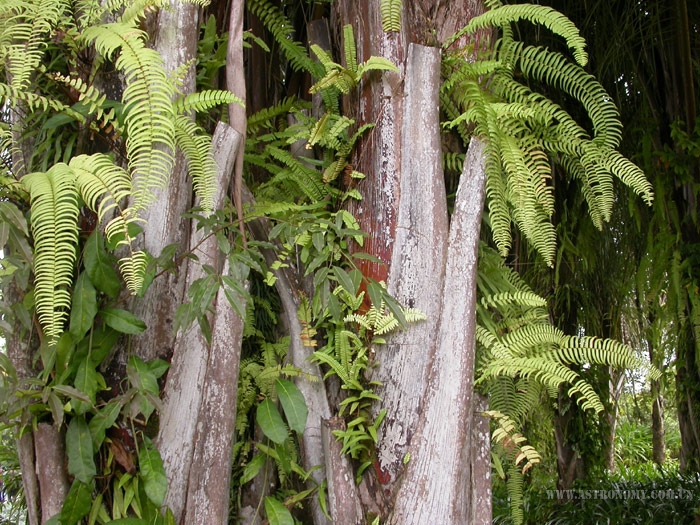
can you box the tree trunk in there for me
[327,2,491,521]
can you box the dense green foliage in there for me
[0,0,681,523]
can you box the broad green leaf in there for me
[240,452,266,485]
[275,379,308,434]
[88,399,122,449]
[66,416,96,484]
[256,398,288,444]
[127,355,159,395]
[60,480,93,524]
[108,519,149,524]
[73,358,102,415]
[264,497,294,525]
[101,308,146,334]
[138,437,167,507]
[147,358,170,379]
[69,273,98,340]
[333,267,355,295]
[84,231,121,298]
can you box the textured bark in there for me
[651,377,666,464]
[183,263,247,524]
[322,417,364,525]
[373,43,448,489]
[334,0,407,283]
[156,123,243,523]
[34,423,69,523]
[390,137,486,524]
[471,393,492,524]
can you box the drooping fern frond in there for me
[82,23,176,213]
[476,244,656,524]
[246,0,320,76]
[173,115,217,213]
[442,3,654,265]
[380,0,402,33]
[447,2,588,67]
[22,164,79,341]
[1,0,69,91]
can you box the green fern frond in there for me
[174,90,244,115]
[247,0,320,75]
[118,249,149,295]
[450,3,588,66]
[173,115,216,213]
[70,153,132,229]
[82,23,176,212]
[247,97,301,134]
[380,0,402,32]
[342,25,357,73]
[266,146,329,202]
[0,82,68,114]
[22,163,79,341]
[2,0,68,91]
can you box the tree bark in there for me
[34,423,69,522]
[390,137,486,523]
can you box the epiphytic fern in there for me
[443,1,654,265]
[82,23,176,213]
[22,164,79,341]
[3,1,241,341]
[380,0,402,33]
[476,244,658,524]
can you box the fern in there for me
[82,23,176,213]
[442,2,653,265]
[246,0,320,76]
[173,115,217,213]
[22,164,79,341]
[380,0,402,33]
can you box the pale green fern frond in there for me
[173,115,216,213]
[22,164,79,341]
[174,90,244,115]
[82,23,176,212]
[380,0,402,32]
[449,3,588,66]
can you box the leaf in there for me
[108,519,149,525]
[138,437,167,507]
[73,358,102,415]
[275,379,308,434]
[84,231,121,298]
[88,399,122,449]
[66,416,96,484]
[101,307,146,334]
[256,398,288,444]
[60,480,93,524]
[240,452,266,485]
[69,273,98,340]
[333,267,356,295]
[264,497,294,525]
